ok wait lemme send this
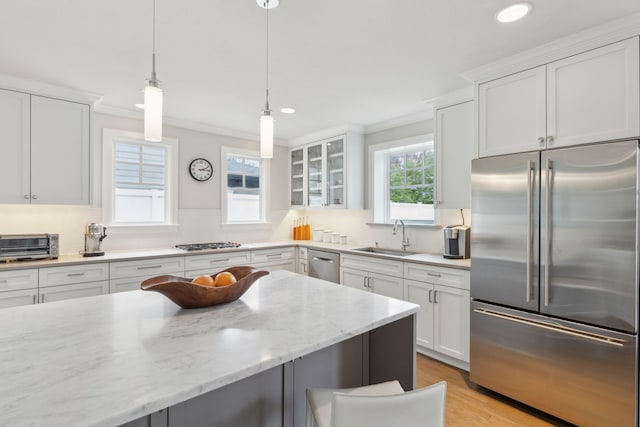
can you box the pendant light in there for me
[258,0,276,158]
[144,0,163,142]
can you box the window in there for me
[371,135,435,224]
[102,129,178,228]
[222,147,270,224]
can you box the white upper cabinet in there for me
[435,100,475,209]
[290,133,364,209]
[0,89,91,204]
[547,38,640,148]
[478,66,546,157]
[0,89,30,203]
[31,96,90,204]
[478,37,639,157]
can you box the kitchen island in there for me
[0,270,417,427]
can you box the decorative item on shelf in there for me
[189,158,213,181]
[143,0,163,142]
[141,266,269,309]
[257,0,278,159]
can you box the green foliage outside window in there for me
[388,149,434,204]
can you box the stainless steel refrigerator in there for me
[470,140,638,427]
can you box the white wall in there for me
[0,112,291,255]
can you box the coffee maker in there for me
[443,225,470,259]
[83,223,107,257]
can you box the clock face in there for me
[189,158,213,181]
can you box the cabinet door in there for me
[547,37,640,148]
[40,281,109,303]
[290,148,305,207]
[340,267,369,291]
[306,143,325,207]
[369,272,403,299]
[0,89,30,203]
[405,279,434,350]
[478,66,546,157]
[297,260,308,275]
[433,285,469,362]
[30,96,90,204]
[0,288,38,309]
[325,137,345,208]
[435,101,474,209]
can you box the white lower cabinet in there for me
[185,251,251,277]
[0,268,39,308]
[251,248,296,272]
[296,247,308,275]
[341,267,404,299]
[403,263,470,366]
[109,256,185,293]
[39,263,109,304]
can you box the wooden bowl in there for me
[140,266,269,309]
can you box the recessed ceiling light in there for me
[496,3,531,23]
[281,107,296,114]
[135,103,145,109]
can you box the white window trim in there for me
[102,128,179,232]
[220,146,271,227]
[368,133,440,225]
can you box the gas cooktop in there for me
[175,242,241,251]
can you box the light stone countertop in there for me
[0,270,418,427]
[0,240,470,271]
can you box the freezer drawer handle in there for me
[474,308,625,347]
[312,256,334,263]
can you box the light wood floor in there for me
[416,354,576,427]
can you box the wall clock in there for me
[189,158,213,181]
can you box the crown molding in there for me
[462,12,640,83]
[93,104,267,142]
[0,73,102,105]
[363,109,434,135]
[423,86,475,110]
[288,123,364,147]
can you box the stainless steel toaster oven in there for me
[0,234,59,261]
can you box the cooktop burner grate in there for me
[175,242,241,251]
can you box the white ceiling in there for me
[3,1,640,142]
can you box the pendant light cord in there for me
[150,0,157,82]
[264,0,270,111]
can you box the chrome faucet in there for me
[392,220,410,251]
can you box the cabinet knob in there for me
[537,137,545,145]
[24,195,30,199]
[31,195,38,200]
[547,136,554,145]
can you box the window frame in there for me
[369,134,438,225]
[102,128,179,231]
[221,146,271,226]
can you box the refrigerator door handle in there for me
[526,160,534,302]
[473,307,626,347]
[544,158,552,307]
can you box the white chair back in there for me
[330,381,446,427]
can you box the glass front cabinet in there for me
[289,133,363,209]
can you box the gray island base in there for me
[0,270,417,427]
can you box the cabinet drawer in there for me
[185,251,251,273]
[341,254,403,277]
[110,256,185,279]
[39,263,109,287]
[403,263,469,290]
[0,269,38,292]
[110,271,184,294]
[253,260,296,273]
[40,281,109,303]
[251,248,295,264]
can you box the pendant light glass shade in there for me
[144,84,163,142]
[260,111,274,158]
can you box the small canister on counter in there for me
[313,229,323,242]
[340,235,347,244]
[323,230,332,243]
[331,233,340,243]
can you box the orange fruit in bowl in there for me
[214,271,237,287]
[192,275,215,287]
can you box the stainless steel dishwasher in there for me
[308,249,340,283]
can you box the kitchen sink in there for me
[352,247,419,257]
